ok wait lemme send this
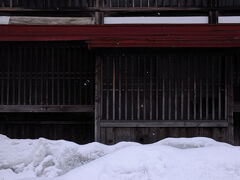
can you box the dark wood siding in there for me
[0,41,95,112]
[0,112,94,144]
[96,48,234,144]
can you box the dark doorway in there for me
[0,112,94,144]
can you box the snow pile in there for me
[0,135,138,179]
[0,135,240,180]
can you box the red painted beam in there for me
[0,24,240,47]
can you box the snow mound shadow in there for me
[157,137,231,149]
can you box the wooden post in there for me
[227,56,234,145]
[95,54,102,142]
[95,0,104,25]
[208,10,219,24]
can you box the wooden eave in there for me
[0,24,240,47]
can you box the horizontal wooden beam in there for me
[0,120,93,125]
[100,120,228,128]
[0,105,94,112]
[0,24,240,47]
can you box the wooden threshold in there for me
[100,120,228,128]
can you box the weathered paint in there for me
[0,24,240,47]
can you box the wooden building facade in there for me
[0,0,240,145]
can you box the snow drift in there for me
[0,134,240,180]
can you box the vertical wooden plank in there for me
[68,48,72,105]
[113,56,116,120]
[110,0,112,7]
[227,55,234,144]
[23,47,26,105]
[200,56,203,120]
[137,56,140,120]
[150,57,153,120]
[162,56,165,120]
[34,46,38,105]
[206,56,209,120]
[125,56,128,120]
[10,0,13,7]
[57,46,60,105]
[156,56,159,120]
[181,56,184,120]
[168,56,172,120]
[212,57,215,120]
[175,57,178,120]
[194,56,197,120]
[1,47,4,105]
[51,47,55,105]
[40,46,44,105]
[12,46,15,105]
[79,48,82,105]
[29,46,32,105]
[6,45,10,105]
[95,55,102,142]
[131,56,134,120]
[187,56,190,120]
[119,55,122,120]
[73,47,77,105]
[225,56,228,121]
[178,0,181,7]
[106,56,109,120]
[144,57,146,120]
[17,46,21,105]
[45,47,49,105]
[62,48,66,105]
[218,56,222,120]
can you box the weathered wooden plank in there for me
[125,56,128,120]
[9,17,95,25]
[1,25,240,48]
[95,55,102,141]
[175,56,178,120]
[137,56,140,120]
[162,56,165,120]
[212,57,215,120]
[100,120,228,127]
[113,56,116,120]
[150,57,153,120]
[187,56,190,120]
[218,56,221,120]
[156,56,159,120]
[0,105,95,112]
[119,56,122,120]
[168,56,172,120]
[206,56,209,120]
[227,55,234,144]
[194,56,197,120]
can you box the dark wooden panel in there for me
[100,127,228,144]
[1,25,240,47]
[100,48,228,122]
[0,112,94,144]
[0,41,95,112]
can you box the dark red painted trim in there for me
[0,24,240,47]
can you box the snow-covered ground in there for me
[0,134,240,180]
